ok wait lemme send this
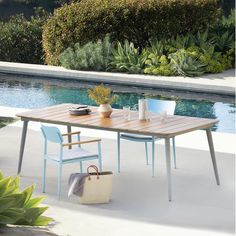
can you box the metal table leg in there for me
[117,132,121,172]
[17,120,28,174]
[165,137,172,201]
[206,129,220,185]
[151,136,155,177]
[67,125,72,149]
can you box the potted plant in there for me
[88,84,117,118]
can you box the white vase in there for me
[98,104,113,118]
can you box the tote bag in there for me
[79,165,113,204]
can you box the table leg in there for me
[151,136,155,177]
[117,132,121,172]
[17,120,28,174]
[165,137,172,201]
[67,126,72,149]
[206,129,220,185]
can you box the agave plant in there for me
[212,31,234,53]
[169,49,207,77]
[0,171,53,226]
[109,40,148,74]
[166,34,194,53]
[147,40,165,57]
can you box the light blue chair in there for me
[118,99,177,176]
[41,125,102,198]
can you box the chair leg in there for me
[80,162,83,173]
[77,133,81,147]
[152,136,155,177]
[172,137,177,169]
[98,141,102,171]
[57,164,62,199]
[145,142,149,165]
[42,159,46,193]
[117,132,121,173]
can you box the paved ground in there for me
[0,107,235,236]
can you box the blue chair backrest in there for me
[41,125,63,144]
[147,99,176,115]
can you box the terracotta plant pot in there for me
[98,104,113,118]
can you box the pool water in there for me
[0,74,235,133]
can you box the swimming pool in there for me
[0,73,235,133]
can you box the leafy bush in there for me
[144,54,174,76]
[42,0,220,65]
[0,171,53,226]
[0,13,46,64]
[59,11,234,77]
[59,35,113,71]
[168,49,207,77]
[198,46,233,73]
[109,40,148,74]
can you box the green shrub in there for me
[42,0,220,65]
[109,40,148,74]
[144,54,174,76]
[0,13,46,64]
[198,46,233,73]
[59,35,113,71]
[168,49,207,77]
[0,171,53,226]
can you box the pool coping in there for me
[0,61,235,96]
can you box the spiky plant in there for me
[109,40,148,74]
[169,49,206,77]
[0,171,53,226]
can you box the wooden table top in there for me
[16,103,218,138]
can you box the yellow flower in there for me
[88,84,117,105]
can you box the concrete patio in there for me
[0,107,235,236]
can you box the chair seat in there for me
[120,133,161,142]
[46,147,98,162]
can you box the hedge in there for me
[42,0,220,65]
[0,14,45,64]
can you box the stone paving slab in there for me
[0,61,235,95]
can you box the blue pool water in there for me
[0,73,235,133]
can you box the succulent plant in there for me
[0,171,53,226]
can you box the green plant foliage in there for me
[166,34,194,53]
[110,40,148,74]
[59,35,113,71]
[147,40,166,57]
[168,49,207,77]
[58,9,234,77]
[0,171,53,226]
[144,54,174,76]
[0,12,47,64]
[210,9,235,37]
[212,31,234,53]
[42,0,220,65]
[0,118,16,129]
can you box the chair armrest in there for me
[62,138,101,147]
[62,131,81,136]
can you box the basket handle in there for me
[87,165,99,180]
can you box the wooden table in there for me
[16,103,220,201]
